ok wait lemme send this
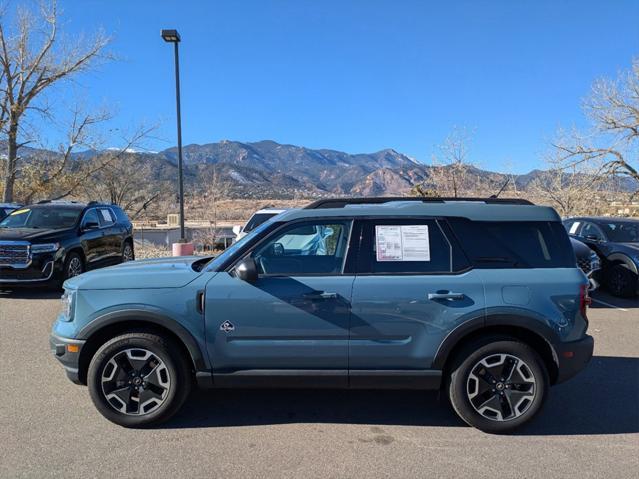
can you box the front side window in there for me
[253,221,352,275]
[82,209,100,228]
[580,223,605,242]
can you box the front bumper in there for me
[50,333,86,384]
[554,334,594,384]
[0,258,62,286]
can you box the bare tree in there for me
[527,155,608,216]
[412,127,501,197]
[15,103,155,204]
[553,59,639,195]
[0,0,110,201]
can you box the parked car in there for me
[233,208,287,241]
[0,202,21,221]
[564,217,639,297]
[570,237,601,290]
[51,197,593,433]
[0,200,134,288]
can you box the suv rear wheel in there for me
[87,331,191,427]
[447,338,548,433]
[605,263,638,298]
[122,241,134,262]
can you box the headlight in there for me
[60,290,75,321]
[590,251,601,271]
[31,243,60,253]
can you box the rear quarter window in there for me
[447,218,575,268]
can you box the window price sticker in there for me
[375,225,430,262]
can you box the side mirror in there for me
[82,221,100,231]
[232,225,242,235]
[235,257,258,282]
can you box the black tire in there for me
[122,240,135,262]
[62,252,84,281]
[605,264,638,298]
[447,337,549,434]
[87,331,191,427]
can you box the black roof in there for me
[305,196,534,209]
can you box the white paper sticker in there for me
[375,225,430,262]
[400,225,431,261]
[569,221,580,234]
[100,209,112,223]
[375,225,403,261]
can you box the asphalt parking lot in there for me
[1,289,637,478]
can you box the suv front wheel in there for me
[447,338,548,433]
[87,331,191,427]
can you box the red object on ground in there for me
[172,242,194,256]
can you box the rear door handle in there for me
[303,291,338,300]
[428,292,465,301]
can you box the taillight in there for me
[579,284,591,318]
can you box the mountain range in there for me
[5,139,638,198]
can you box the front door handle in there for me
[303,291,338,300]
[428,292,465,301]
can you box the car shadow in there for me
[160,356,638,436]
[590,290,638,310]
[0,287,61,300]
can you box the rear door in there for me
[97,207,122,261]
[349,218,485,373]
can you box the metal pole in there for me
[173,41,186,242]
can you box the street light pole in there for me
[162,29,191,253]
[172,39,185,242]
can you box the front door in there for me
[349,218,485,371]
[204,219,355,382]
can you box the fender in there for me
[432,313,560,370]
[77,308,208,371]
[606,253,638,274]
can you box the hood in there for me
[64,256,207,290]
[569,237,592,257]
[612,242,639,255]
[0,227,73,241]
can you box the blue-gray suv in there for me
[50,197,594,433]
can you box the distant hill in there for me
[4,139,637,198]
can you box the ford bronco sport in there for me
[50,197,593,433]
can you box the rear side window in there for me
[358,219,466,274]
[244,213,277,233]
[98,208,115,226]
[447,218,575,268]
[111,206,130,224]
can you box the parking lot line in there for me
[591,299,629,312]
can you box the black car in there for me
[564,217,639,297]
[570,237,601,290]
[0,200,134,287]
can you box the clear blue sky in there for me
[36,1,639,171]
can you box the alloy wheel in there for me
[67,257,83,277]
[123,244,134,262]
[101,348,171,416]
[466,353,536,422]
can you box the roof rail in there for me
[304,197,534,209]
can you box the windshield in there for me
[598,220,639,243]
[0,207,82,229]
[244,212,279,233]
[206,219,275,271]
